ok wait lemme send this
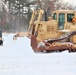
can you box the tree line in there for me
[0,0,76,32]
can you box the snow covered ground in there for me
[0,33,76,75]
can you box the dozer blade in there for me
[31,35,38,52]
[31,35,76,53]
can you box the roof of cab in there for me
[53,10,76,13]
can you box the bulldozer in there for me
[13,9,76,53]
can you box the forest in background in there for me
[0,0,76,32]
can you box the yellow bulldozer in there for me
[13,9,76,53]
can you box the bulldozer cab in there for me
[53,13,65,30]
[53,10,76,30]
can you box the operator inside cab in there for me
[72,16,76,23]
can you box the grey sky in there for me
[63,0,76,5]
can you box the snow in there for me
[0,33,76,75]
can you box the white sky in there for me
[63,0,76,6]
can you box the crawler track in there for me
[31,31,76,53]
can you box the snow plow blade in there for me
[31,35,76,53]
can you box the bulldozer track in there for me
[43,42,76,53]
[42,31,76,53]
[47,31,76,43]
[31,31,76,53]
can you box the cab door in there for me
[58,13,65,30]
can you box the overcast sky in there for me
[63,0,76,5]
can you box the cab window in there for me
[67,14,74,22]
[53,13,57,20]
